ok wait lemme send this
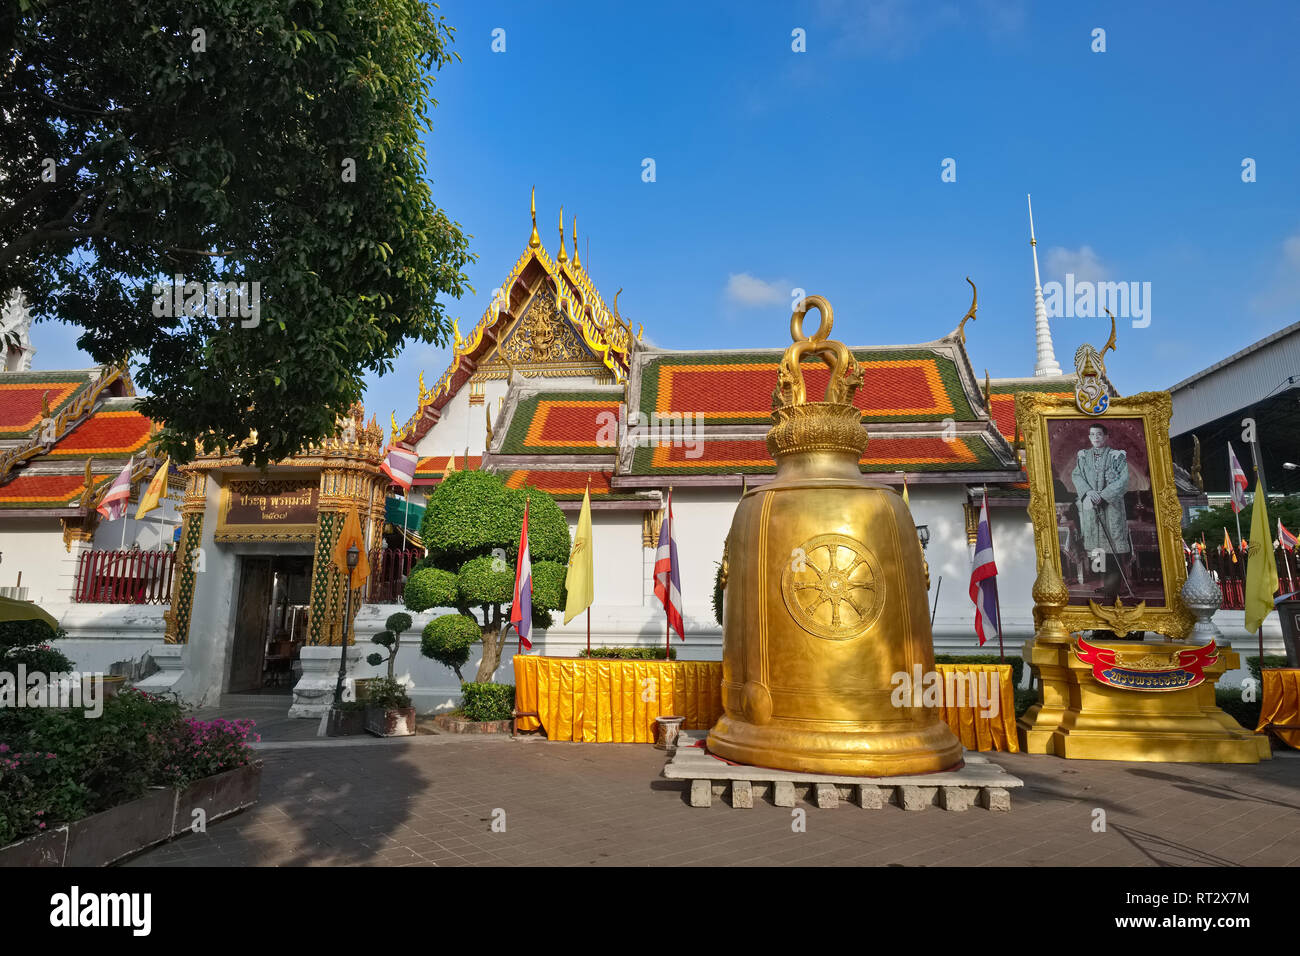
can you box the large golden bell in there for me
[706,296,963,776]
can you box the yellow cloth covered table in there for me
[513,657,1017,751]
[1256,668,1300,750]
[935,663,1019,753]
[512,656,723,742]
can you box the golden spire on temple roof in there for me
[529,186,541,249]
[572,214,580,268]
[557,205,568,264]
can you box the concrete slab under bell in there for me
[663,733,1024,810]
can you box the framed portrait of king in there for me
[1014,389,1194,639]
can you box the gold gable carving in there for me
[499,294,594,366]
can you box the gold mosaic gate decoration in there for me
[163,405,389,646]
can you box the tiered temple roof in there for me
[0,366,163,514]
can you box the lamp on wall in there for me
[916,525,930,551]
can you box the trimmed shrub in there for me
[403,566,458,613]
[1216,686,1261,731]
[457,553,514,605]
[530,559,567,612]
[460,682,515,722]
[579,646,677,660]
[713,560,724,628]
[421,613,478,680]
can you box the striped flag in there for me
[1279,518,1298,552]
[380,445,419,490]
[510,496,533,650]
[1182,538,1192,556]
[654,489,684,640]
[1228,443,1249,513]
[968,490,999,647]
[96,457,133,521]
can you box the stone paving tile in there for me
[123,738,1300,867]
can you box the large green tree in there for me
[404,470,569,683]
[0,0,472,465]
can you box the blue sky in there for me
[34,0,1300,424]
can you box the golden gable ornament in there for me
[706,296,963,776]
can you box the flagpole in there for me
[665,486,676,658]
[1248,437,1271,665]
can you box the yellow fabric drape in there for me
[1256,668,1300,750]
[511,657,723,742]
[513,657,1016,750]
[934,663,1019,753]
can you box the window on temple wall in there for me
[469,380,485,405]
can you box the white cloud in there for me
[1251,231,1300,313]
[725,273,790,308]
[1045,245,1107,285]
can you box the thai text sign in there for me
[217,478,319,541]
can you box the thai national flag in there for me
[1228,442,1249,514]
[381,445,419,490]
[654,489,685,640]
[96,457,133,521]
[1279,518,1298,553]
[968,490,1000,647]
[510,496,533,650]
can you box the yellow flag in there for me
[134,457,171,520]
[445,453,457,474]
[331,506,372,586]
[563,483,594,624]
[1223,527,1236,562]
[901,473,910,508]
[1244,480,1279,633]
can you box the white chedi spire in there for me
[1028,195,1061,377]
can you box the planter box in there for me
[327,707,368,736]
[366,706,415,737]
[174,761,263,831]
[433,713,512,735]
[0,762,262,867]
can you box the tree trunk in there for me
[475,604,504,682]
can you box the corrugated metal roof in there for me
[1168,322,1300,435]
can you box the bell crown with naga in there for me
[766,295,869,461]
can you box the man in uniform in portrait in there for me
[1071,423,1132,599]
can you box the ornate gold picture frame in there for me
[1014,389,1193,639]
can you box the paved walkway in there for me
[128,735,1300,867]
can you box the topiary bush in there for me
[406,470,570,681]
[421,613,479,681]
[403,566,458,613]
[366,612,414,680]
[460,682,515,722]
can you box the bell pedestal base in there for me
[707,714,963,778]
[1017,638,1271,763]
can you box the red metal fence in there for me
[1191,548,1299,611]
[367,548,424,604]
[74,549,177,604]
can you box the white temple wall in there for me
[0,517,71,606]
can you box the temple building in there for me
[1,197,1237,714]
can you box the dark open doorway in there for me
[228,555,314,693]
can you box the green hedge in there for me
[934,654,1023,690]
[461,682,515,722]
[403,566,458,613]
[1216,686,1262,731]
[1246,656,1290,683]
[578,646,677,660]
